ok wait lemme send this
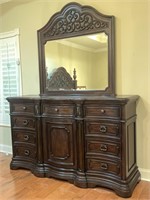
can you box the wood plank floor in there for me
[0,152,150,200]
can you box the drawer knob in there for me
[24,150,30,156]
[24,135,29,141]
[100,144,108,152]
[100,109,105,113]
[101,163,108,170]
[54,108,59,112]
[23,106,27,110]
[23,120,29,126]
[100,125,107,133]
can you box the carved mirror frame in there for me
[37,2,115,96]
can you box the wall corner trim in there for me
[139,168,150,182]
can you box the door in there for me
[43,118,77,169]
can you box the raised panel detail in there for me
[50,126,70,160]
[43,120,76,168]
[127,122,136,171]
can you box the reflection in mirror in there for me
[45,33,108,90]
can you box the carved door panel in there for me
[43,118,77,169]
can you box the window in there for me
[0,29,22,126]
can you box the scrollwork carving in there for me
[44,9,109,38]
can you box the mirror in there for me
[45,33,108,90]
[38,2,115,96]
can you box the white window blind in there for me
[0,29,22,126]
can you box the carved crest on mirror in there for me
[37,2,115,96]
[44,6,109,39]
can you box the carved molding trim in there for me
[44,6,109,38]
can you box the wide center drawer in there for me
[42,104,75,116]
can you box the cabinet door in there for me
[43,118,77,169]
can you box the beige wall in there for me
[0,0,150,180]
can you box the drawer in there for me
[86,141,120,157]
[42,104,75,116]
[13,145,36,160]
[12,103,35,114]
[87,158,121,177]
[12,116,36,130]
[84,106,120,119]
[13,130,36,144]
[86,121,120,138]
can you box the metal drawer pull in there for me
[100,144,108,152]
[24,150,30,156]
[100,125,107,133]
[101,163,108,170]
[23,120,29,126]
[22,106,27,110]
[24,135,29,141]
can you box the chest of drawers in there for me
[7,95,141,197]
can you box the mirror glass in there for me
[45,33,108,90]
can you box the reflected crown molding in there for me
[54,39,107,53]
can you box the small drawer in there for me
[12,103,34,114]
[86,141,120,157]
[42,104,75,116]
[86,121,120,138]
[13,130,36,144]
[87,158,121,177]
[12,116,36,130]
[84,106,120,119]
[13,146,36,160]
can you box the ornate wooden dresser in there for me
[7,95,140,197]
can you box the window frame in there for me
[0,29,22,127]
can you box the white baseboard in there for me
[139,168,150,182]
[0,144,12,155]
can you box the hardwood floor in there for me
[0,152,150,200]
